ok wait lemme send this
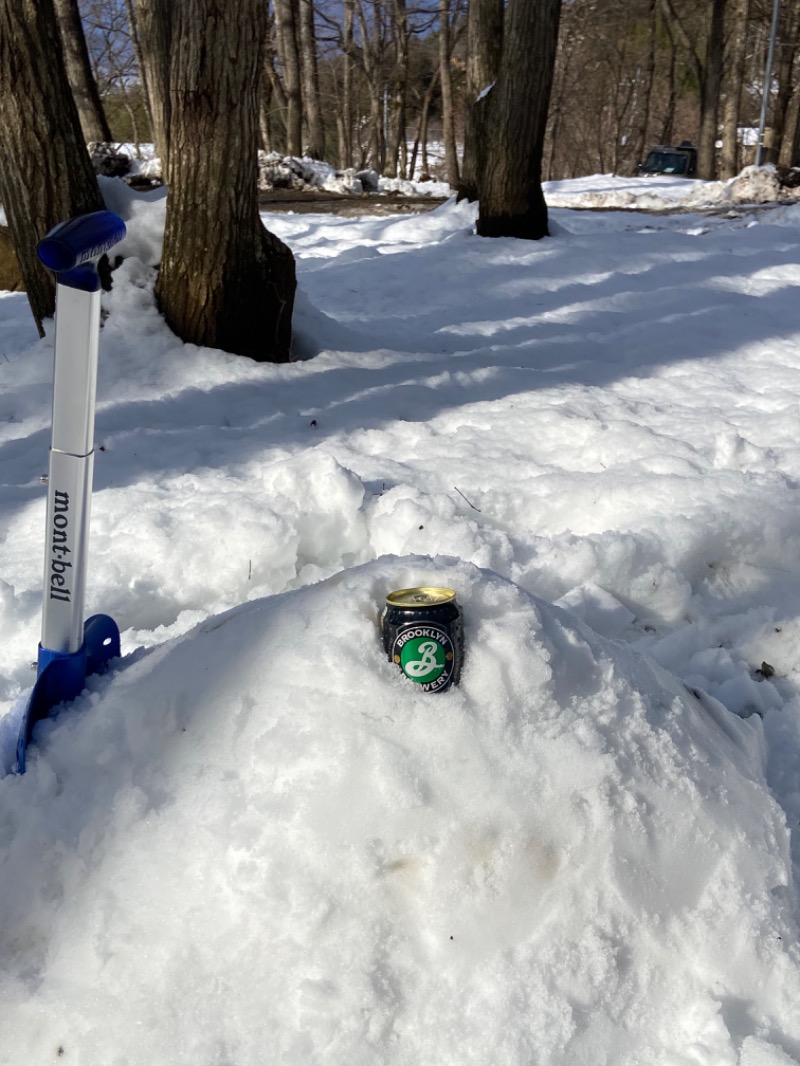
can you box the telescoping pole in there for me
[16,211,126,774]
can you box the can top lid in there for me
[386,586,456,607]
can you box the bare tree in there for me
[83,0,146,146]
[768,0,800,164]
[720,0,750,177]
[0,0,104,333]
[385,0,410,177]
[154,0,296,361]
[632,0,658,166]
[458,0,502,200]
[437,0,460,186]
[274,0,304,155]
[659,0,726,178]
[477,0,561,239]
[53,0,112,142]
[786,94,800,167]
[298,0,326,157]
[130,0,173,176]
[264,5,289,153]
[339,0,356,166]
[355,0,390,171]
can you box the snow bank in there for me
[2,558,797,1065]
[544,166,800,213]
[4,172,800,1065]
[109,146,451,198]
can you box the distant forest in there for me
[69,0,800,182]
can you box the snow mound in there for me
[2,558,797,1065]
[726,164,793,204]
[257,152,365,195]
[544,166,800,213]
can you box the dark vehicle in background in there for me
[637,142,698,177]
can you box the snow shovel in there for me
[16,211,127,774]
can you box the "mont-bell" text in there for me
[49,489,72,602]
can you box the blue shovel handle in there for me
[14,208,127,775]
[37,211,126,291]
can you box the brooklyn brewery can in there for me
[382,587,464,692]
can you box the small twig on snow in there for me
[454,486,481,512]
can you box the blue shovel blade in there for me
[16,614,120,774]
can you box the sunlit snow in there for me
[1,172,800,1065]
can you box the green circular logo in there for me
[400,636,447,684]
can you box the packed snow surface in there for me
[1,173,800,1064]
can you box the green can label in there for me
[392,624,455,692]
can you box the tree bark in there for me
[632,0,658,166]
[0,0,104,333]
[355,0,388,173]
[477,0,561,239]
[720,0,749,178]
[409,64,440,179]
[660,18,678,145]
[697,0,726,179]
[339,0,355,167]
[787,89,800,166]
[131,0,173,179]
[264,10,288,153]
[458,0,503,201]
[53,0,113,142]
[659,0,724,178]
[155,0,296,361]
[259,59,275,152]
[769,0,800,164]
[274,0,303,155]
[298,0,325,158]
[385,0,410,179]
[438,0,459,187]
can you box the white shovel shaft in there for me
[51,286,101,455]
[40,284,101,654]
[41,450,94,653]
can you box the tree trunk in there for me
[298,0,325,158]
[544,7,579,182]
[438,0,459,187]
[53,0,112,143]
[421,93,432,174]
[264,13,288,154]
[787,87,800,166]
[385,0,409,179]
[458,0,503,201]
[155,0,295,361]
[274,0,303,155]
[0,0,104,333]
[259,62,275,152]
[720,0,749,178]
[355,0,387,173]
[632,0,658,166]
[339,0,355,167]
[478,0,561,239]
[660,20,678,145]
[132,0,173,179]
[659,0,724,178]
[697,0,726,179]
[769,0,800,164]
[409,65,440,178]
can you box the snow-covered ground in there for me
[2,173,800,1064]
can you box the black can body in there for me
[382,587,464,692]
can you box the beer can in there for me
[381,587,463,692]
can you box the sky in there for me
[1,166,800,1065]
